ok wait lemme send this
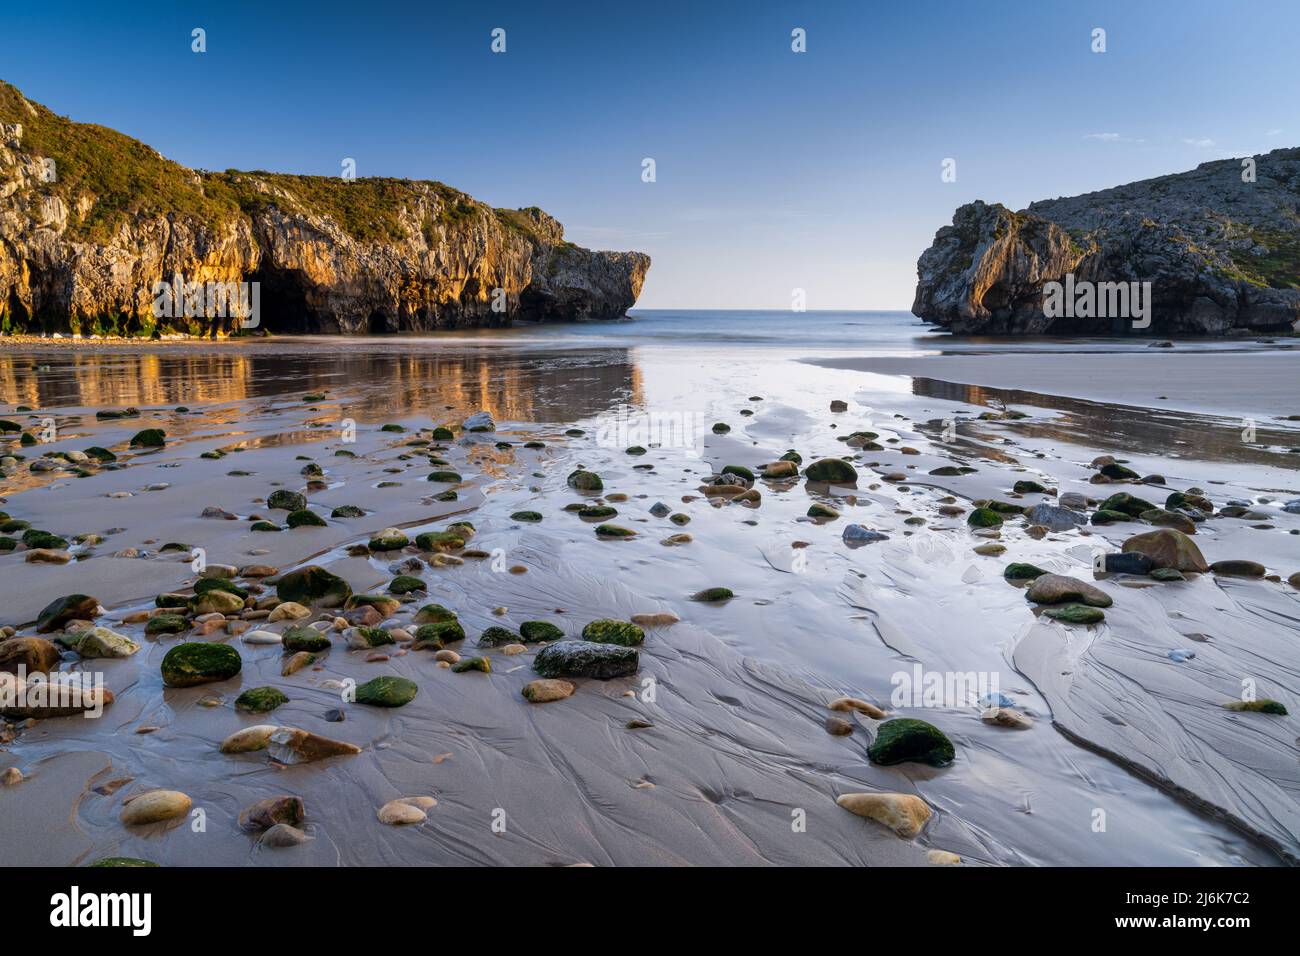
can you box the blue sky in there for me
[2,0,1296,308]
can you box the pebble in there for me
[120,789,192,825]
[630,611,680,627]
[377,797,434,825]
[260,823,312,847]
[522,678,575,703]
[835,792,931,838]
[242,630,282,645]
[2,766,23,786]
[828,696,886,719]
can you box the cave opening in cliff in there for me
[247,267,312,333]
[367,311,389,334]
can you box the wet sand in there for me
[0,336,1296,866]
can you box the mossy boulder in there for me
[966,507,1003,528]
[355,675,418,707]
[1166,491,1212,512]
[415,531,464,552]
[1003,563,1047,581]
[331,504,365,518]
[711,422,731,434]
[577,505,617,519]
[477,626,521,647]
[1043,603,1105,624]
[188,588,244,616]
[1012,480,1049,494]
[867,718,955,767]
[581,619,645,646]
[721,464,755,481]
[595,524,636,538]
[413,620,466,648]
[807,503,840,519]
[267,490,307,511]
[161,642,242,687]
[352,626,395,648]
[452,656,491,673]
[1099,462,1139,481]
[567,469,604,492]
[511,510,543,522]
[250,520,281,532]
[286,509,327,528]
[431,426,455,440]
[129,428,166,448]
[413,603,458,624]
[281,626,332,652]
[534,640,639,679]
[803,458,857,483]
[276,565,352,608]
[1090,509,1132,525]
[144,614,187,635]
[84,446,116,462]
[388,575,425,594]
[367,528,410,551]
[519,621,564,643]
[1099,492,1159,518]
[22,530,68,550]
[36,593,99,632]
[690,587,734,602]
[426,470,463,483]
[235,687,289,713]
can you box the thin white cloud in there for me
[1183,137,1217,148]
[1083,132,1144,143]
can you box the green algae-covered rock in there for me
[84,446,116,462]
[281,626,332,652]
[22,530,67,550]
[250,520,281,532]
[57,626,140,659]
[352,626,395,648]
[1090,509,1132,525]
[1043,603,1105,624]
[266,489,307,511]
[803,458,857,483]
[511,511,543,522]
[388,575,425,594]
[195,578,247,599]
[161,642,242,688]
[711,422,731,434]
[1222,699,1288,716]
[595,524,636,538]
[236,686,289,713]
[807,503,840,519]
[721,464,755,481]
[477,626,521,647]
[414,620,466,647]
[188,588,244,616]
[0,537,16,552]
[331,504,365,518]
[1099,492,1158,518]
[1099,462,1139,481]
[426,470,463,483]
[89,857,158,867]
[129,428,166,448]
[355,675,418,707]
[567,469,604,492]
[368,528,410,551]
[1012,480,1049,494]
[431,426,455,440]
[452,656,491,673]
[144,614,187,636]
[415,531,465,552]
[36,593,99,633]
[286,509,327,528]
[1003,563,1048,581]
[867,718,955,767]
[690,587,734,602]
[519,621,565,643]
[414,603,458,624]
[276,565,352,607]
[577,505,617,519]
[966,507,1003,528]
[581,619,645,646]
[534,640,639,679]
[1150,567,1186,582]
[625,445,647,455]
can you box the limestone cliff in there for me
[913,150,1300,334]
[0,81,649,336]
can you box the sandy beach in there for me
[0,325,1297,866]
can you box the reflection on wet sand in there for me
[912,377,1300,470]
[0,346,643,424]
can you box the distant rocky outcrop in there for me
[913,150,1300,334]
[0,81,649,336]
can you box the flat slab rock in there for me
[533,640,640,679]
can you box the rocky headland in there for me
[0,81,649,336]
[913,150,1300,335]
